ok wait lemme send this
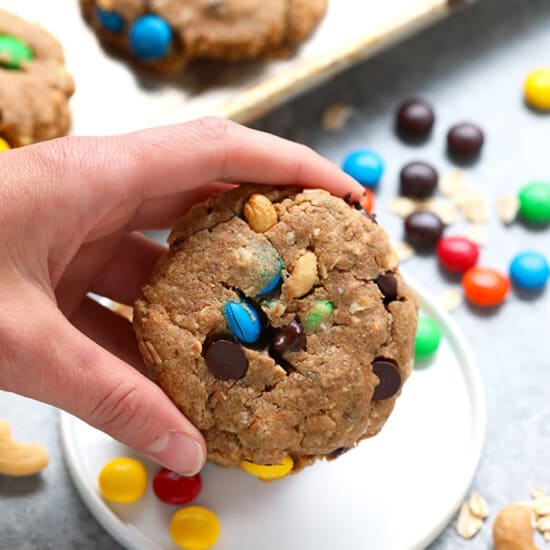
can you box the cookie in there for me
[0,9,74,148]
[80,0,327,73]
[134,186,417,473]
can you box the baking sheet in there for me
[2,0,475,132]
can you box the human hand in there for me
[0,117,363,475]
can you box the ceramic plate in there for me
[60,275,485,550]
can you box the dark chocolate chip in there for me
[404,210,444,247]
[204,339,248,380]
[351,200,363,210]
[400,161,438,199]
[343,192,352,205]
[375,273,398,302]
[363,211,378,224]
[271,320,306,356]
[396,98,435,140]
[325,447,350,460]
[447,122,484,158]
[372,359,401,400]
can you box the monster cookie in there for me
[80,0,327,73]
[134,186,418,473]
[0,9,74,148]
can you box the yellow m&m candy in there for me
[169,506,221,550]
[98,457,147,503]
[524,68,550,111]
[0,137,11,151]
[240,455,294,481]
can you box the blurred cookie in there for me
[80,0,327,73]
[0,9,74,147]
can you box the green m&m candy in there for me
[304,300,334,333]
[518,181,550,224]
[415,317,441,359]
[0,34,34,70]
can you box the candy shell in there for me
[518,181,550,224]
[436,236,479,273]
[524,68,550,111]
[509,251,550,291]
[304,300,334,333]
[415,317,442,359]
[153,468,202,505]
[169,506,221,550]
[342,149,385,189]
[462,267,510,307]
[0,137,11,151]
[129,15,172,61]
[224,301,261,344]
[241,456,294,480]
[0,34,34,70]
[96,6,125,33]
[98,457,147,503]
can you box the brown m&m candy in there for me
[271,320,306,356]
[372,359,401,400]
[204,339,248,380]
[396,98,435,140]
[447,122,484,158]
[404,210,445,247]
[400,161,438,199]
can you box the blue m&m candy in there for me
[129,15,172,61]
[342,149,385,189]
[224,301,261,344]
[96,7,125,33]
[509,251,550,291]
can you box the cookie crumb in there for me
[456,501,483,539]
[531,486,547,500]
[537,516,550,533]
[441,289,462,312]
[532,496,550,517]
[388,197,416,218]
[440,170,466,198]
[496,194,519,225]
[321,104,352,131]
[392,241,414,262]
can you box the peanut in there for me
[243,194,278,233]
[283,251,318,298]
[0,419,49,477]
[493,504,539,550]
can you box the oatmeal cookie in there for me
[134,186,417,473]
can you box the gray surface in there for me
[2,0,550,548]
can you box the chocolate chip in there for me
[375,273,398,302]
[404,210,444,247]
[363,211,378,224]
[351,200,363,210]
[204,339,248,380]
[271,320,306,356]
[447,122,484,158]
[343,192,352,205]
[372,359,401,400]
[400,161,438,199]
[396,98,435,140]
[325,447,350,460]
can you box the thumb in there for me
[1,291,206,476]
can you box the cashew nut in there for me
[0,419,49,476]
[493,504,539,550]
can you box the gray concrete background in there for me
[2,0,550,547]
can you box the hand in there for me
[0,117,363,475]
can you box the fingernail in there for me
[145,431,204,475]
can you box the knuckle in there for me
[190,116,234,143]
[88,382,143,435]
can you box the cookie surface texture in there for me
[0,9,74,147]
[134,186,418,472]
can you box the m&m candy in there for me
[169,506,221,550]
[462,267,510,307]
[396,98,435,140]
[153,468,202,505]
[224,300,261,344]
[98,457,147,503]
[241,456,294,481]
[0,34,34,70]
[96,6,125,33]
[518,181,550,224]
[129,15,172,61]
[415,317,442,359]
[404,211,444,247]
[509,251,550,291]
[436,236,479,273]
[342,149,385,189]
[361,188,375,213]
[0,137,11,151]
[524,68,550,111]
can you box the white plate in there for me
[60,276,485,550]
[2,1,475,130]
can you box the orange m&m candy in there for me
[462,267,510,307]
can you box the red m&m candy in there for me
[153,468,202,505]
[462,267,510,307]
[437,236,479,273]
